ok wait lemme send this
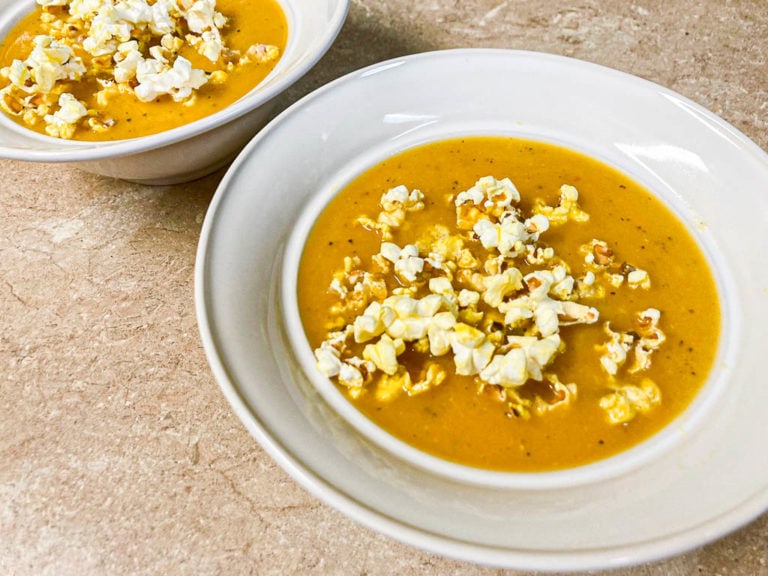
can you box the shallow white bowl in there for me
[196,49,768,571]
[0,0,349,184]
[279,128,732,492]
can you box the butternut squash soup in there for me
[297,136,720,472]
[0,0,287,140]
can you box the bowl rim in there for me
[0,0,350,162]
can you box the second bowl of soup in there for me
[0,0,349,183]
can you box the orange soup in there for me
[298,136,720,472]
[0,0,287,140]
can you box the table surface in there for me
[2,1,767,574]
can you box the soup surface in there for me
[0,0,287,140]
[298,136,720,472]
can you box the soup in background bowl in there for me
[0,0,288,141]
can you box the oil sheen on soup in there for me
[0,0,287,140]
[298,136,720,472]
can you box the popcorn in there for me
[375,370,410,401]
[456,176,520,213]
[597,308,666,377]
[597,322,634,376]
[352,302,389,343]
[457,289,479,307]
[314,341,343,378]
[582,239,614,267]
[599,378,661,424]
[532,301,560,337]
[244,43,280,64]
[186,0,227,35]
[481,268,523,308]
[426,312,456,356]
[360,186,426,234]
[629,308,666,373]
[4,36,85,94]
[525,213,550,237]
[533,374,577,415]
[116,0,154,27]
[499,297,535,328]
[525,244,555,265]
[627,268,651,290]
[450,323,495,375]
[386,313,429,341]
[482,334,561,385]
[533,184,589,225]
[455,176,521,229]
[363,334,405,375]
[353,292,454,353]
[312,174,667,424]
[69,0,106,20]
[479,347,527,387]
[134,55,208,102]
[380,184,425,213]
[428,276,454,296]
[379,242,424,283]
[406,363,447,395]
[149,0,178,35]
[338,362,364,389]
[473,215,526,258]
[44,92,88,138]
[187,29,224,63]
[83,6,134,56]
[558,300,599,325]
[581,238,653,294]
[113,41,143,83]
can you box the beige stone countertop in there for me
[2,1,767,574]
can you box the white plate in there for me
[195,49,768,571]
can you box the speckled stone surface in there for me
[1,1,767,574]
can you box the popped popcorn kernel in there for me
[379,242,424,283]
[597,308,666,380]
[363,334,405,376]
[533,184,589,225]
[43,91,87,138]
[599,378,661,424]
